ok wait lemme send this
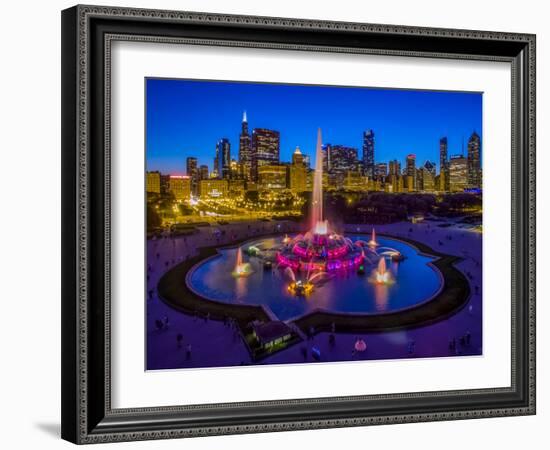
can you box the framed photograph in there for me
[61,5,536,444]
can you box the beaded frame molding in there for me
[61,4,536,444]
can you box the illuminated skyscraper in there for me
[406,154,417,190]
[290,147,307,193]
[251,128,280,181]
[238,111,252,180]
[362,130,375,179]
[420,165,436,192]
[321,144,330,172]
[327,145,358,173]
[199,165,209,181]
[424,160,436,177]
[186,157,198,194]
[323,144,358,189]
[389,160,401,177]
[449,155,468,192]
[375,162,388,181]
[439,137,449,191]
[292,146,304,165]
[467,131,481,188]
[215,138,231,179]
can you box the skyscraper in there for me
[424,160,436,177]
[406,154,417,190]
[375,162,388,181]
[389,160,401,177]
[251,128,280,181]
[215,138,231,179]
[321,144,358,190]
[290,147,307,193]
[449,155,468,192]
[439,137,449,192]
[199,164,209,181]
[467,131,481,188]
[186,157,198,195]
[421,166,435,192]
[362,130,375,179]
[321,144,330,173]
[327,145,358,173]
[292,146,304,165]
[238,111,252,180]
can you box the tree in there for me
[147,205,161,229]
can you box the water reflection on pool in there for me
[187,235,442,321]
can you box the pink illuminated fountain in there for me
[276,129,365,273]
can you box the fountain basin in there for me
[186,234,443,321]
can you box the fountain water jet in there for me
[311,128,325,233]
[370,256,393,285]
[368,228,378,246]
[232,247,253,277]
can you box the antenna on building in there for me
[243,110,247,123]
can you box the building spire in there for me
[242,110,247,123]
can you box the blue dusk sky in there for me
[146,78,482,175]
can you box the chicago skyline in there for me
[146,78,482,176]
[148,109,482,193]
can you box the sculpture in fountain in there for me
[370,256,393,285]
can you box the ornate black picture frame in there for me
[61,4,536,444]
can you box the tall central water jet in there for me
[311,128,327,234]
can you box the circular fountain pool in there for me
[186,235,443,321]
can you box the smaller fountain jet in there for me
[368,228,378,247]
[232,247,253,277]
[369,257,394,285]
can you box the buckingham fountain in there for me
[276,129,396,292]
[185,129,443,320]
